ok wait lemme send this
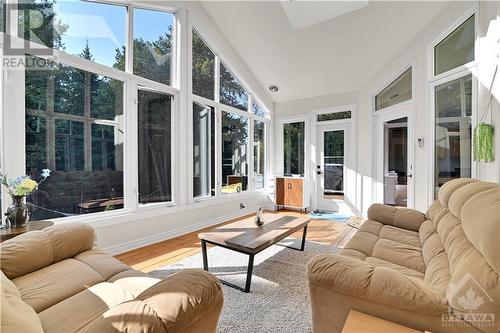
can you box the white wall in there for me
[274,1,500,216]
[357,1,499,214]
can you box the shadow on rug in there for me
[150,238,338,333]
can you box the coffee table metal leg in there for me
[244,254,255,293]
[201,240,208,271]
[300,225,308,251]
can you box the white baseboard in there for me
[103,207,257,255]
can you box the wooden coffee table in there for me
[198,213,309,293]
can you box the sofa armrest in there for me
[85,269,223,333]
[367,203,426,232]
[307,253,447,315]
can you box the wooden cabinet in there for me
[275,177,309,210]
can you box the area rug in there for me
[150,238,338,333]
[308,210,352,222]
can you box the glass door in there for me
[316,123,348,211]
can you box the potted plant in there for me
[0,169,51,228]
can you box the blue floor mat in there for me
[308,211,352,223]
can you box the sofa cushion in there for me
[74,249,131,281]
[379,225,421,248]
[372,239,425,273]
[1,272,44,333]
[1,222,95,279]
[13,258,103,313]
[365,257,424,280]
[108,269,161,297]
[39,282,134,333]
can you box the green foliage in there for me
[192,31,215,99]
[473,123,494,162]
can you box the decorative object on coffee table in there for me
[255,206,264,226]
[199,213,309,292]
[0,169,51,228]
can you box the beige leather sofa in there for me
[0,223,223,333]
[308,178,500,333]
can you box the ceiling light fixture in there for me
[268,85,279,93]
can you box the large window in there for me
[434,75,472,196]
[221,112,248,193]
[138,90,172,204]
[19,1,126,69]
[434,15,475,76]
[283,122,305,176]
[254,121,265,189]
[375,68,412,111]
[192,30,215,100]
[133,9,174,85]
[193,102,215,198]
[25,56,124,220]
[220,62,248,111]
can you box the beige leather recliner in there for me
[308,178,500,333]
[0,223,224,333]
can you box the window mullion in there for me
[124,80,138,211]
[125,4,134,74]
[214,55,220,103]
[248,117,254,191]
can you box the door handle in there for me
[407,173,413,178]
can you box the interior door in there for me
[375,110,414,208]
[316,123,348,211]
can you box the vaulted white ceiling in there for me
[200,1,450,103]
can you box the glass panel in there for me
[317,111,351,122]
[283,122,304,176]
[435,15,475,75]
[220,62,248,111]
[192,30,215,100]
[138,90,172,204]
[375,68,412,110]
[25,57,124,220]
[434,75,472,197]
[254,121,265,189]
[19,1,126,69]
[193,102,215,198]
[323,130,344,196]
[133,9,174,85]
[1,1,5,33]
[221,112,248,194]
[384,117,408,207]
[252,100,269,118]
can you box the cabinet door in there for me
[286,179,303,207]
[275,178,285,205]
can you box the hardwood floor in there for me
[115,210,362,273]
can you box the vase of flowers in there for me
[0,169,51,228]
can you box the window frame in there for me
[428,6,478,82]
[1,0,181,223]
[0,0,273,225]
[427,5,478,206]
[188,27,271,203]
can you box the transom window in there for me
[375,68,412,111]
[434,15,475,76]
[317,111,351,122]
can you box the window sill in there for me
[45,189,270,229]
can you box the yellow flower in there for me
[19,178,38,191]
